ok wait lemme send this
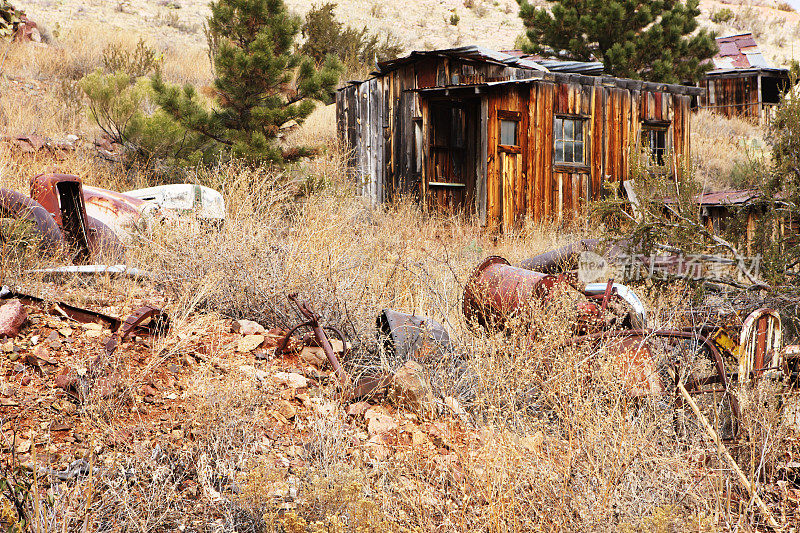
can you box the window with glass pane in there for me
[554,117,585,164]
[500,119,518,146]
[641,126,667,165]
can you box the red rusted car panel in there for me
[29,173,144,261]
[0,187,65,251]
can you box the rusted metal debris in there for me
[276,293,351,388]
[0,187,65,252]
[104,305,170,356]
[463,255,645,334]
[461,252,799,438]
[0,285,167,339]
[378,309,453,363]
[0,173,225,263]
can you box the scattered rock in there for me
[54,371,78,392]
[411,429,429,447]
[237,334,265,352]
[299,346,326,367]
[232,319,266,336]
[239,365,268,381]
[277,400,297,419]
[347,401,371,417]
[33,345,57,365]
[274,372,308,389]
[0,300,27,338]
[365,406,398,436]
[81,323,103,331]
[388,361,434,415]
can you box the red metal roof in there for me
[712,33,769,70]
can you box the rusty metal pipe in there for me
[520,239,601,273]
[463,256,561,329]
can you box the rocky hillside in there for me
[12,0,800,68]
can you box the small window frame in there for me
[640,121,671,167]
[553,115,588,169]
[497,110,521,154]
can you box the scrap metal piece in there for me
[1,287,167,340]
[82,185,155,240]
[568,328,741,427]
[25,264,155,280]
[378,309,453,362]
[584,282,647,328]
[0,188,65,252]
[276,293,351,387]
[104,305,170,356]
[125,184,225,222]
[739,308,782,381]
[30,173,92,260]
[30,174,127,260]
[520,239,602,273]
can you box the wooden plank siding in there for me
[480,79,695,229]
[336,54,701,228]
[699,75,760,121]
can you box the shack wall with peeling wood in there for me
[337,54,701,230]
[699,75,760,120]
[468,79,693,229]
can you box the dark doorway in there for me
[425,98,480,214]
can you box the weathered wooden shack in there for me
[337,46,702,230]
[697,33,790,124]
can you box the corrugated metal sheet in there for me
[376,46,603,76]
[697,189,760,206]
[711,33,773,71]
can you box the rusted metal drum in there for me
[463,256,560,329]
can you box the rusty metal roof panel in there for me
[711,33,771,70]
[697,189,760,206]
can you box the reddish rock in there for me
[0,300,27,338]
[54,372,78,391]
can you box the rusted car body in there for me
[1,173,225,263]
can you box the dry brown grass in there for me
[691,109,768,190]
[1,5,798,530]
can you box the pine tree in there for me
[152,0,342,163]
[517,0,717,83]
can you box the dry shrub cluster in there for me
[691,109,768,190]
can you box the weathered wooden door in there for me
[499,151,519,231]
[497,111,522,232]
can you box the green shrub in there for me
[101,38,161,78]
[711,8,734,24]
[450,10,460,25]
[79,70,212,165]
[300,2,402,76]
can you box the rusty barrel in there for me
[463,256,560,329]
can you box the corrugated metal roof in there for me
[697,189,760,206]
[376,46,603,76]
[410,74,704,96]
[710,33,774,71]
